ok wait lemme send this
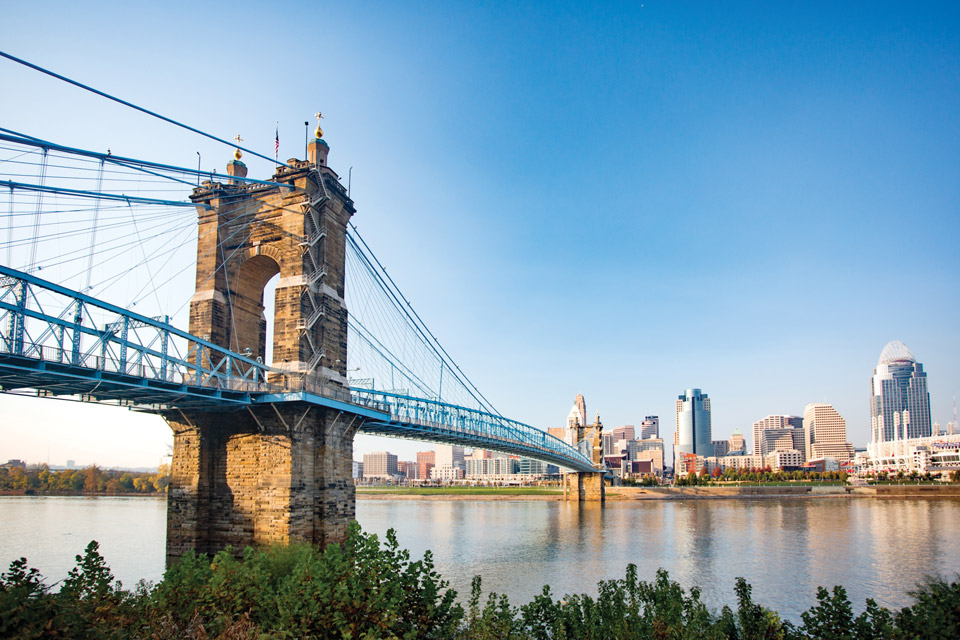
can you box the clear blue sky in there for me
[1,1,958,467]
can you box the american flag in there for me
[274,124,279,157]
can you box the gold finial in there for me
[314,111,324,139]
[233,134,243,160]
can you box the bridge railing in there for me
[349,388,596,471]
[0,265,277,399]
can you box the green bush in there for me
[2,525,959,639]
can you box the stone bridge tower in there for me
[163,121,362,565]
[564,414,606,501]
[187,129,353,386]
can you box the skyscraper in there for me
[612,425,635,442]
[640,416,659,439]
[803,403,855,462]
[435,444,465,470]
[566,394,587,428]
[870,340,932,446]
[751,415,803,457]
[363,452,398,479]
[675,389,712,463]
[728,429,745,454]
[564,394,588,447]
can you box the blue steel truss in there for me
[351,389,596,471]
[0,265,276,409]
[0,265,596,472]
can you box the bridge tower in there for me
[163,121,361,565]
[563,414,605,501]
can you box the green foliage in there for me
[0,463,171,494]
[2,527,959,639]
[0,556,51,638]
[895,577,960,639]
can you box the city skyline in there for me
[1,2,958,467]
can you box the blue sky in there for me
[1,1,958,467]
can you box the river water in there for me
[1,495,958,621]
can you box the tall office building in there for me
[435,444,465,470]
[640,416,659,439]
[612,425,635,442]
[870,340,932,445]
[803,403,855,462]
[416,450,436,480]
[547,427,567,440]
[713,439,730,457]
[566,394,587,427]
[602,432,616,456]
[363,452,398,479]
[728,429,745,454]
[759,427,805,458]
[751,415,803,456]
[675,389,712,462]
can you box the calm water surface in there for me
[2,495,958,620]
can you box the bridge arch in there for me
[232,253,281,363]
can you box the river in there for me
[1,495,958,621]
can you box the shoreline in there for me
[0,490,165,497]
[357,485,960,501]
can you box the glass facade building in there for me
[870,340,932,444]
[674,388,712,462]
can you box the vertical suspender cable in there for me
[27,148,48,272]
[5,185,13,266]
[84,158,105,291]
[125,199,164,314]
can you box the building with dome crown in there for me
[870,340,932,446]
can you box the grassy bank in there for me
[2,524,958,639]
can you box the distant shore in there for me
[0,490,165,497]
[357,484,960,501]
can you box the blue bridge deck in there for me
[0,265,596,472]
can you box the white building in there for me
[804,404,855,462]
[751,415,803,457]
[435,444,465,470]
[870,341,932,446]
[465,457,517,478]
[363,452,397,479]
[765,449,804,470]
[864,432,960,475]
[430,464,464,481]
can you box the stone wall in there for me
[564,471,605,502]
[163,403,361,566]
[188,157,354,384]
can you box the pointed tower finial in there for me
[233,134,243,160]
[314,111,324,139]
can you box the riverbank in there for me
[357,484,960,500]
[0,489,165,497]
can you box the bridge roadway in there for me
[0,264,595,472]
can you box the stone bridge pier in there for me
[163,405,361,565]
[563,415,606,501]
[164,123,361,564]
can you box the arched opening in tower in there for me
[232,254,281,364]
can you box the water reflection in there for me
[357,497,960,620]
[2,495,958,622]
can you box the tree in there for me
[83,465,101,493]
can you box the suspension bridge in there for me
[0,52,605,561]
